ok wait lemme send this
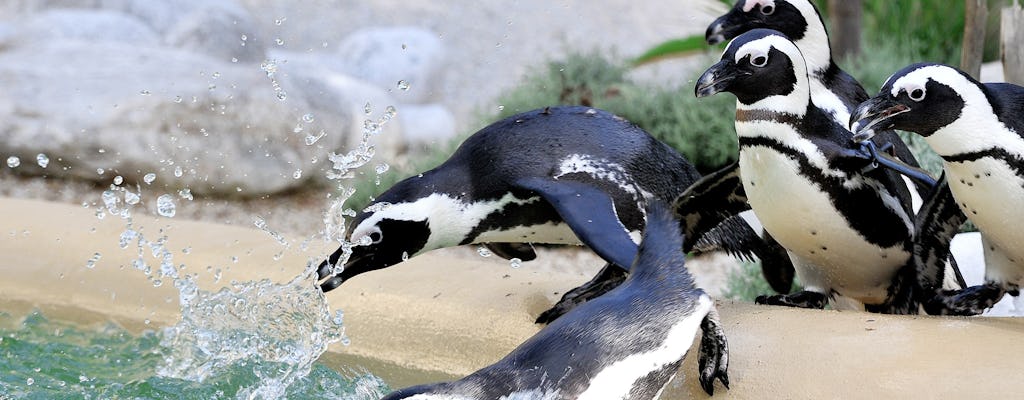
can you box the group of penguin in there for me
[312,0,1024,398]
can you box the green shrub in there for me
[493,50,738,174]
[723,261,778,301]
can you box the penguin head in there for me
[850,63,969,142]
[706,0,819,45]
[696,29,807,107]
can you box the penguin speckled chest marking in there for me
[380,203,730,400]
[851,63,1024,315]
[682,29,918,312]
[314,106,779,321]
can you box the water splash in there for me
[156,194,176,218]
[7,155,20,168]
[36,153,49,168]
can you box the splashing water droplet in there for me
[152,279,163,287]
[124,190,140,205]
[498,105,505,111]
[293,169,303,179]
[374,163,389,175]
[26,377,34,386]
[509,258,523,269]
[302,113,315,123]
[85,252,101,269]
[275,17,286,25]
[275,38,285,46]
[276,91,288,101]
[178,188,193,201]
[156,194,176,217]
[401,252,409,261]
[96,168,105,175]
[113,175,123,185]
[305,130,326,146]
[36,153,49,168]
[174,166,183,177]
[477,246,493,258]
[363,102,372,115]
[396,80,410,91]
[7,156,20,168]
[144,173,156,184]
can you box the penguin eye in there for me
[369,230,383,244]
[750,55,768,67]
[908,88,926,102]
[761,4,775,15]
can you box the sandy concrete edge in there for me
[2,198,1023,398]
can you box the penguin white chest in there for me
[945,159,1024,277]
[739,147,905,302]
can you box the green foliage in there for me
[494,51,738,173]
[723,261,777,301]
[633,35,718,66]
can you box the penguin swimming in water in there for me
[683,29,921,313]
[316,105,777,322]
[850,63,1024,315]
[381,202,729,399]
[704,0,945,293]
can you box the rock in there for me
[0,42,356,197]
[396,103,457,150]
[333,27,446,104]
[164,2,266,63]
[13,9,159,47]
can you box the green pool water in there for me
[0,308,391,400]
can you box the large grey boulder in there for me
[333,27,446,104]
[0,42,352,197]
[14,9,159,47]
[163,2,266,63]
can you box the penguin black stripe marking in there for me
[686,29,920,312]
[380,202,729,399]
[851,62,1024,315]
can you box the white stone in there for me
[396,103,457,150]
[13,9,159,47]
[333,27,446,104]
[0,42,356,197]
[163,2,266,63]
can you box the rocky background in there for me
[0,0,719,233]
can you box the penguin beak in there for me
[850,96,910,143]
[695,59,739,98]
[705,12,744,45]
[317,246,378,292]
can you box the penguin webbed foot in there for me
[698,308,730,396]
[923,283,1007,316]
[755,290,827,309]
[534,263,627,324]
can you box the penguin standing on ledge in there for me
[851,63,1024,315]
[316,106,779,322]
[381,202,729,399]
[704,0,942,293]
[682,29,920,313]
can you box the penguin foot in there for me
[535,263,627,324]
[755,290,827,309]
[698,308,730,395]
[923,283,1007,316]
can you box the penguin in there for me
[315,105,780,322]
[682,29,920,313]
[705,0,928,201]
[850,62,1024,315]
[380,202,729,399]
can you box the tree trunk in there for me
[961,0,988,79]
[827,0,862,62]
[1003,1,1024,85]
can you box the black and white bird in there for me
[851,63,1024,315]
[683,29,920,313]
[706,0,927,199]
[316,106,778,322]
[381,202,729,399]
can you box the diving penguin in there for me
[381,202,730,399]
[851,63,1024,315]
[315,106,778,321]
[704,0,952,294]
[682,29,920,313]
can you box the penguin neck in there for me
[735,71,812,138]
[789,0,833,77]
[926,80,1024,159]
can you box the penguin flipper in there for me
[515,177,639,270]
[483,243,537,262]
[673,161,750,252]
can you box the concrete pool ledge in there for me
[2,197,1023,398]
